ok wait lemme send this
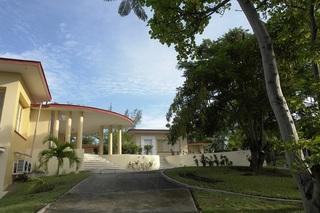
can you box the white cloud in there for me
[138,113,168,129]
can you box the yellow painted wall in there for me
[0,72,53,191]
[0,72,83,191]
[0,72,32,190]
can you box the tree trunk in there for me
[57,161,61,176]
[245,116,265,173]
[237,0,319,212]
[309,0,319,80]
[249,147,265,173]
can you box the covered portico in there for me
[34,103,133,155]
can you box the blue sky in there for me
[0,0,250,128]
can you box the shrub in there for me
[29,178,55,194]
[213,155,220,166]
[14,173,29,182]
[193,155,199,167]
[193,154,233,167]
[122,141,140,154]
[144,144,153,155]
[200,154,207,167]
[127,156,154,171]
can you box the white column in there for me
[108,126,113,155]
[65,111,72,143]
[98,126,104,155]
[53,111,60,139]
[117,127,122,155]
[76,112,84,149]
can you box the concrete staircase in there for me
[81,154,124,173]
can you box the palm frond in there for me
[39,150,55,172]
[131,0,147,21]
[118,0,132,16]
[43,136,60,147]
[39,137,80,175]
[62,151,80,169]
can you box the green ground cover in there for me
[193,190,303,213]
[166,167,303,212]
[0,172,89,213]
[165,167,300,199]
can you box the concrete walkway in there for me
[45,171,198,213]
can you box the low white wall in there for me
[103,154,160,170]
[165,150,251,167]
[31,148,84,175]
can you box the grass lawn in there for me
[165,167,300,199]
[193,190,303,213]
[0,172,90,213]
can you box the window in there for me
[0,89,5,124]
[143,139,153,145]
[15,102,23,133]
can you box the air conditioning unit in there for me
[12,160,32,175]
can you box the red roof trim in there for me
[128,129,169,133]
[0,57,52,101]
[128,129,169,132]
[32,103,133,124]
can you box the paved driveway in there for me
[45,171,198,213]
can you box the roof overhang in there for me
[0,57,52,103]
[33,103,134,134]
[128,129,169,135]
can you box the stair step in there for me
[81,154,123,171]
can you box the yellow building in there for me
[0,57,133,193]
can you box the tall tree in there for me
[111,0,320,211]
[167,29,276,172]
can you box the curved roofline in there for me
[0,57,52,101]
[128,129,169,132]
[32,103,134,125]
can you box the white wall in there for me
[103,154,160,170]
[165,150,251,167]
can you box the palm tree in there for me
[105,0,147,21]
[39,137,80,176]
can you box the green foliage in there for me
[39,137,80,176]
[82,136,97,145]
[166,28,276,171]
[122,141,141,154]
[142,0,232,60]
[194,154,232,167]
[193,155,199,167]
[143,144,153,155]
[14,173,29,182]
[127,156,154,170]
[28,178,55,194]
[281,137,320,170]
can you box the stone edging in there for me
[36,173,91,213]
[160,169,302,203]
